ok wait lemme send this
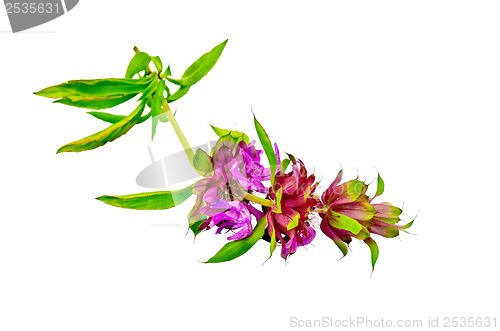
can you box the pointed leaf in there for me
[327,211,363,235]
[274,188,283,214]
[151,56,163,73]
[205,215,267,263]
[125,52,152,78]
[96,184,193,210]
[56,100,146,153]
[190,215,207,236]
[87,110,152,124]
[210,125,250,145]
[269,226,277,258]
[163,65,172,77]
[139,79,159,101]
[53,93,136,110]
[286,213,299,231]
[374,173,385,198]
[151,80,166,139]
[364,237,379,271]
[398,220,414,230]
[166,39,228,87]
[193,148,213,174]
[35,76,154,100]
[254,114,277,183]
[279,159,290,173]
[166,85,190,102]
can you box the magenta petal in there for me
[227,222,252,240]
[274,143,281,168]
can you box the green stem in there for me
[245,193,274,208]
[161,98,195,166]
[133,46,196,167]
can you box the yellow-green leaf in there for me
[167,85,190,103]
[166,39,227,87]
[254,114,277,183]
[210,125,250,145]
[151,80,166,139]
[87,110,152,124]
[205,215,267,263]
[125,52,152,79]
[96,184,193,210]
[364,237,379,271]
[53,93,136,110]
[328,211,363,235]
[56,100,146,153]
[193,148,213,174]
[35,76,154,100]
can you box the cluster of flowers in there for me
[34,40,413,267]
[188,133,413,265]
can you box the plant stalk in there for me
[244,193,274,208]
[161,98,195,166]
[133,46,195,167]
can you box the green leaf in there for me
[166,85,190,103]
[35,76,154,100]
[400,220,414,230]
[53,93,136,110]
[364,237,379,271]
[209,125,250,145]
[193,148,213,174]
[151,56,163,73]
[274,188,283,214]
[125,52,151,78]
[151,80,166,139]
[56,100,146,153]
[374,173,385,198]
[139,79,159,101]
[333,237,349,257]
[163,65,172,77]
[279,159,290,173]
[286,213,299,231]
[190,216,207,237]
[254,114,278,183]
[328,211,363,235]
[270,226,278,258]
[96,184,193,210]
[87,110,152,124]
[205,215,267,263]
[166,39,228,87]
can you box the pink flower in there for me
[266,162,319,259]
[189,137,272,240]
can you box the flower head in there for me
[320,171,414,265]
[189,137,272,240]
[319,169,373,256]
[266,161,319,259]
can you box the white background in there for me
[1,1,499,330]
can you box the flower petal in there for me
[328,180,366,206]
[331,202,376,221]
[372,203,402,219]
[369,220,400,238]
[321,169,344,204]
[320,220,348,256]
